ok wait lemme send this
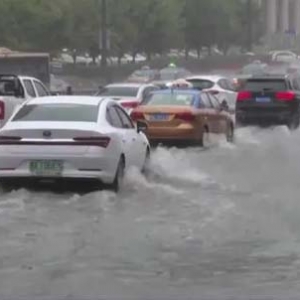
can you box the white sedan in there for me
[0,96,150,192]
[96,83,159,113]
[185,75,237,112]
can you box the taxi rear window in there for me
[146,93,195,106]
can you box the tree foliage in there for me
[0,0,263,60]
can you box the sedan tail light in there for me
[0,136,21,144]
[237,91,252,101]
[0,100,5,120]
[130,111,144,121]
[121,101,139,109]
[275,91,295,101]
[73,136,111,148]
[175,112,195,122]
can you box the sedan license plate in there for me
[256,97,271,103]
[29,160,63,177]
[149,113,169,121]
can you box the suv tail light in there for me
[275,91,295,101]
[121,101,139,109]
[175,112,195,122]
[130,111,144,121]
[237,91,252,101]
[0,100,5,120]
[73,136,110,148]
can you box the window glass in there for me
[12,104,98,122]
[107,106,123,128]
[34,81,49,97]
[146,93,195,106]
[98,86,139,97]
[186,79,214,90]
[23,80,36,97]
[115,106,134,129]
[244,79,287,91]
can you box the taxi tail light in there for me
[275,91,295,101]
[237,91,252,101]
[73,136,111,148]
[130,111,144,121]
[0,100,5,120]
[175,112,195,122]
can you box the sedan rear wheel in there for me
[226,123,234,143]
[141,148,151,175]
[108,157,125,193]
[0,179,15,193]
[288,112,300,130]
[199,127,210,148]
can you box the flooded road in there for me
[1,127,300,298]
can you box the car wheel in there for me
[199,127,210,148]
[287,112,300,130]
[1,179,15,193]
[141,147,151,175]
[226,123,234,143]
[108,156,125,193]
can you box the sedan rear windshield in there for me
[244,79,287,91]
[186,79,214,90]
[97,86,139,97]
[12,104,98,122]
[146,93,195,106]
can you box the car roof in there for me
[247,74,288,80]
[105,83,146,88]
[152,88,200,95]
[186,75,223,81]
[0,75,38,81]
[27,96,106,106]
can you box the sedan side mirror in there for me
[137,120,148,133]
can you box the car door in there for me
[106,104,136,167]
[201,92,222,133]
[33,80,50,97]
[217,78,237,111]
[114,105,146,168]
[198,92,215,133]
[207,93,227,134]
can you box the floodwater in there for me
[0,127,300,299]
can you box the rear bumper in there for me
[0,153,117,184]
[0,169,114,184]
[146,126,198,141]
[236,108,293,125]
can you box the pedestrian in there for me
[66,86,73,95]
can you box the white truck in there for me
[0,74,50,127]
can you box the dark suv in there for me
[236,74,300,129]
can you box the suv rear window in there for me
[186,79,214,90]
[244,79,287,91]
[0,77,24,97]
[97,86,139,97]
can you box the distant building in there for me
[263,0,300,36]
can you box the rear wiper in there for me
[261,88,276,92]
